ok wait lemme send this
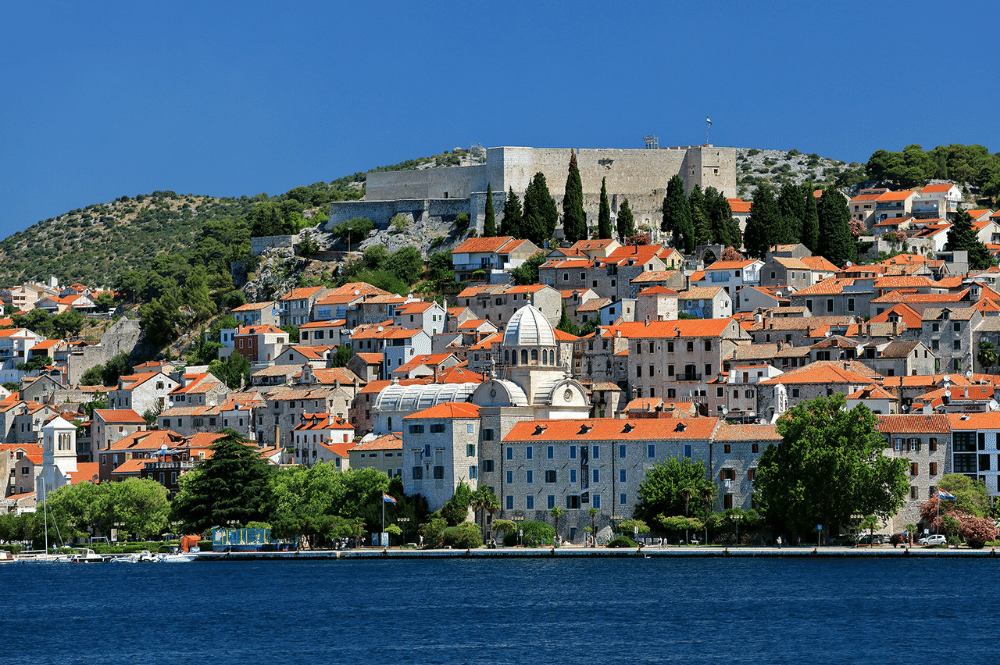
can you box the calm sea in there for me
[6,557,997,664]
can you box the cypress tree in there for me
[705,187,740,248]
[597,177,612,240]
[946,207,995,270]
[776,183,805,245]
[617,198,635,239]
[500,187,522,238]
[817,186,855,268]
[562,151,587,242]
[522,172,558,247]
[483,182,497,237]
[743,184,778,259]
[662,175,694,252]
[800,186,820,254]
[689,185,712,247]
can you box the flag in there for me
[382,492,397,505]
[706,116,712,126]
[938,489,956,500]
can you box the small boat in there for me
[55,548,107,564]
[158,552,196,563]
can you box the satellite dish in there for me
[991,400,999,411]
[944,389,952,398]
[721,406,728,415]
[846,261,853,267]
[824,330,831,337]
[966,370,974,379]
[758,417,766,425]
[943,375,951,384]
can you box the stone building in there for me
[877,414,951,534]
[401,403,481,512]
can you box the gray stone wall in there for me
[66,317,142,387]
[251,235,296,256]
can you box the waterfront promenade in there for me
[195,544,1000,560]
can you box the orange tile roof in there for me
[706,260,759,270]
[330,282,392,297]
[232,301,275,311]
[727,198,751,213]
[111,457,152,475]
[637,285,678,295]
[403,402,481,420]
[876,190,915,202]
[68,463,100,485]
[759,360,879,386]
[451,236,526,254]
[713,423,781,441]
[920,184,956,194]
[292,414,352,431]
[877,414,950,434]
[354,352,383,364]
[613,318,737,339]
[948,412,1000,430]
[279,286,325,301]
[631,271,679,283]
[318,441,355,458]
[94,409,145,423]
[351,433,403,451]
[299,320,345,329]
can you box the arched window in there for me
[542,349,548,364]
[504,350,509,364]
[531,349,538,362]
[387,416,392,430]
[521,350,528,365]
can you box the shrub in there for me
[441,522,482,549]
[455,213,470,232]
[607,536,638,548]
[390,214,410,233]
[502,520,555,547]
[197,540,213,551]
[959,516,997,548]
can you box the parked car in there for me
[918,534,947,546]
[857,534,885,545]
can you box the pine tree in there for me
[562,151,587,242]
[522,172,558,247]
[800,186,820,254]
[617,198,635,239]
[597,177,612,240]
[483,182,497,237]
[947,207,995,270]
[556,303,579,336]
[705,187,740,248]
[662,175,694,252]
[743,184,779,259]
[500,187,522,238]
[817,186,855,268]
[689,185,712,247]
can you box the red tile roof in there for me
[504,417,719,442]
[451,236,526,254]
[876,414,950,434]
[95,409,145,423]
[403,402,481,420]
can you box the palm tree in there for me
[905,523,917,547]
[550,506,565,544]
[588,508,599,547]
[680,485,695,544]
[482,489,501,543]
[469,489,486,540]
[701,485,716,546]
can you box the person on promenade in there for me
[777,536,782,549]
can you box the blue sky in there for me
[1,0,997,239]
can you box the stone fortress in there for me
[327,144,737,237]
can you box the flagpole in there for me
[382,494,385,547]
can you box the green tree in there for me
[633,456,714,524]
[441,481,474,526]
[776,183,805,245]
[550,506,565,540]
[330,217,374,247]
[101,351,131,387]
[705,187,739,248]
[386,246,424,285]
[169,434,276,533]
[139,291,183,350]
[556,303,579,336]
[742,184,779,259]
[331,345,353,368]
[510,251,546,286]
[946,207,994,270]
[483,183,497,237]
[754,395,909,538]
[180,266,217,324]
[108,478,170,540]
[52,308,85,338]
[597,177,612,240]
[500,188,523,238]
[817,186,855,267]
[858,515,879,547]
[562,152,587,242]
[800,186,820,254]
[208,352,251,390]
[617,198,635,239]
[978,339,998,371]
[661,175,694,252]
[522,173,558,246]
[689,185,712,247]
[280,325,300,344]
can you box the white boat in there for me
[55,548,106,563]
[158,552,196,563]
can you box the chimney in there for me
[776,340,783,351]
[892,320,899,336]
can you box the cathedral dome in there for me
[502,305,556,348]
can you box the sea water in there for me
[7,558,997,664]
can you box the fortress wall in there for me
[366,164,488,201]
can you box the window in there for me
[570,445,577,459]
[930,462,938,475]
[526,446,533,460]
[483,429,494,441]
[506,495,514,509]
[847,298,855,312]
[953,340,961,350]
[649,365,655,377]
[469,466,478,479]
[910,486,918,500]
[929,438,938,452]
[724,494,734,509]
[547,495,556,509]
[466,444,476,457]
[592,445,600,459]
[592,469,600,483]
[482,459,494,473]
[547,445,554,459]
[619,493,627,505]
[430,424,445,433]
[619,469,627,483]
[412,466,423,480]
[433,466,444,480]
[684,444,691,458]
[593,494,601,509]
[667,342,674,353]
[717,387,724,398]
[954,322,961,332]
[507,470,513,484]
[619,444,626,458]
[792,388,800,398]
[526,470,533,484]
[545,470,557,483]
[911,462,919,476]
[980,454,991,472]
[506,447,512,460]
[526,495,534,510]
[724,444,731,454]
[647,444,655,458]
[752,444,759,454]
[408,425,425,434]
[569,469,577,483]
[566,495,581,509]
